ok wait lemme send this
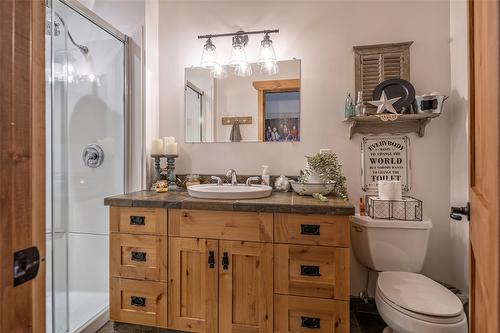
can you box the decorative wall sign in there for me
[361,136,411,192]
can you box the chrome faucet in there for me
[246,176,260,186]
[211,176,223,186]
[226,169,238,186]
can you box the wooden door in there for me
[219,241,273,333]
[168,238,218,333]
[0,0,46,332]
[468,0,500,332]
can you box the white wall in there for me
[449,0,469,293]
[158,0,454,294]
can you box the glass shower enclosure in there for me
[45,0,128,332]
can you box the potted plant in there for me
[292,152,348,199]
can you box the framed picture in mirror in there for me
[253,79,300,142]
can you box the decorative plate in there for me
[373,79,415,113]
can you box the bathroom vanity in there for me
[104,191,354,332]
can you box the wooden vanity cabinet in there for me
[109,207,350,333]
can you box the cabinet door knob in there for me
[222,252,229,270]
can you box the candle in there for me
[165,142,178,155]
[151,139,163,155]
[163,136,175,145]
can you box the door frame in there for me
[0,0,46,331]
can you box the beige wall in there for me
[158,0,455,295]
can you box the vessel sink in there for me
[187,184,273,200]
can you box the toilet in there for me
[350,215,468,333]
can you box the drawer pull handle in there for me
[222,252,229,270]
[130,216,145,226]
[301,224,320,235]
[130,296,146,307]
[301,316,320,329]
[208,251,215,268]
[131,251,147,262]
[300,265,320,276]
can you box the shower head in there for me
[53,12,89,55]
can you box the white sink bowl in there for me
[187,184,273,200]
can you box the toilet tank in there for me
[350,215,432,272]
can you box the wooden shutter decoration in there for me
[354,42,412,104]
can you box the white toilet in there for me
[350,215,468,333]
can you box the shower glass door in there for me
[46,1,127,332]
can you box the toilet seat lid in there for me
[377,271,463,317]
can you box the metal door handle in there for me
[208,251,215,268]
[131,251,147,262]
[222,252,229,270]
[300,265,321,276]
[301,224,320,235]
[450,203,470,221]
[301,316,320,329]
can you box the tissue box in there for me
[367,196,423,221]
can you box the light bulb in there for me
[230,34,252,77]
[258,33,279,75]
[210,63,227,79]
[200,38,218,68]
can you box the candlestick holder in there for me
[166,154,179,191]
[151,154,164,190]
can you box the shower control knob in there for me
[82,144,104,168]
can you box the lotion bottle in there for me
[261,165,270,186]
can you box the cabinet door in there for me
[219,241,273,333]
[168,238,218,333]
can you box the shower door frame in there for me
[47,0,132,331]
[54,0,132,192]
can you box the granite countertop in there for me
[104,190,355,215]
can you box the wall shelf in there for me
[343,113,440,139]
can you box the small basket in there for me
[367,196,423,221]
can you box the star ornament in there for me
[368,91,401,114]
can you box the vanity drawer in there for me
[110,207,167,235]
[274,214,349,247]
[168,209,273,242]
[274,244,349,300]
[110,234,167,281]
[274,295,348,333]
[110,278,167,328]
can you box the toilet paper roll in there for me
[378,180,402,201]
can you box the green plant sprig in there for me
[298,152,348,199]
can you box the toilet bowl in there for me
[350,216,468,333]
[375,271,468,333]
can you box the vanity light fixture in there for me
[198,29,279,77]
[258,33,279,75]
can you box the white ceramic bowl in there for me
[290,181,335,196]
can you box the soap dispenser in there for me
[261,165,270,186]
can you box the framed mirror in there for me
[184,59,301,143]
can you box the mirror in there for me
[184,59,301,143]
